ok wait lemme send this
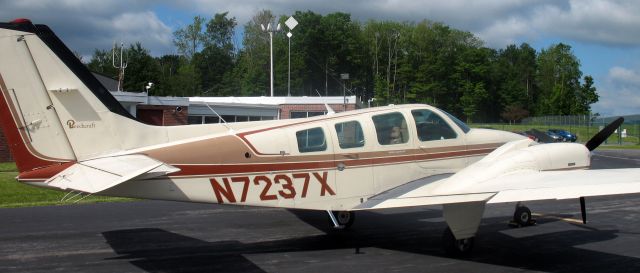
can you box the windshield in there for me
[441,110,471,133]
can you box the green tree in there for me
[156,55,182,96]
[195,12,238,96]
[236,9,272,96]
[535,43,582,115]
[173,16,206,59]
[573,75,599,114]
[205,12,237,52]
[495,43,536,118]
[87,48,118,77]
[122,43,161,93]
[167,59,201,97]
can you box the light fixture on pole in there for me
[261,22,281,97]
[145,82,153,104]
[284,16,298,97]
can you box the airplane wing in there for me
[45,154,179,194]
[356,168,640,210]
[357,136,640,210]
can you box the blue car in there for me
[548,129,577,142]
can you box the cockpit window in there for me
[372,112,409,145]
[441,110,471,133]
[411,109,458,141]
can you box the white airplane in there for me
[2,19,640,256]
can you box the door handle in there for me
[337,162,346,171]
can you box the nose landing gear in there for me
[327,210,355,229]
[509,203,536,227]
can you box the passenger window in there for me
[411,109,457,141]
[296,127,327,153]
[372,112,409,145]
[335,121,365,149]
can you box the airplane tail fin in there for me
[0,19,157,173]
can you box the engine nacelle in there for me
[433,139,590,194]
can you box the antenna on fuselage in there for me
[202,102,234,134]
[315,89,336,115]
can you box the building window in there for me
[290,111,327,119]
[296,127,327,153]
[372,112,409,145]
[189,115,276,124]
[335,121,365,149]
[204,116,220,124]
[188,116,203,124]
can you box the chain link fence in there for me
[474,115,640,147]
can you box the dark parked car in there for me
[548,129,577,142]
[545,131,563,142]
[517,131,539,142]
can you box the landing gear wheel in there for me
[328,211,355,229]
[333,211,355,229]
[442,227,474,256]
[511,205,534,227]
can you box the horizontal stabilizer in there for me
[45,154,179,193]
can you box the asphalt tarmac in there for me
[1,149,640,273]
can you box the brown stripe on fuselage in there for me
[169,149,495,177]
[142,129,502,177]
[144,131,503,166]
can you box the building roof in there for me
[110,91,189,106]
[189,96,357,105]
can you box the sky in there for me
[1,0,638,116]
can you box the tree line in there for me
[87,10,598,123]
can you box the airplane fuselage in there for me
[34,105,519,211]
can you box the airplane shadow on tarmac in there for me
[102,209,640,273]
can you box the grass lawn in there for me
[0,162,133,208]
[471,123,640,149]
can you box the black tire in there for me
[513,206,532,226]
[330,211,355,229]
[442,227,474,256]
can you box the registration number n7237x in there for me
[209,171,335,204]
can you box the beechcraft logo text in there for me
[66,120,95,129]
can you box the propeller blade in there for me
[529,129,555,143]
[580,197,587,224]
[585,117,624,151]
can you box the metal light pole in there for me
[287,32,292,96]
[261,23,281,97]
[285,16,298,97]
[340,73,349,112]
